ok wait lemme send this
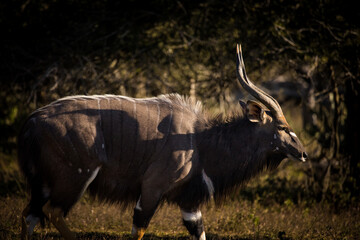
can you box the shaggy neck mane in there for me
[197,113,283,202]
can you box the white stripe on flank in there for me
[190,132,193,150]
[133,100,137,116]
[156,103,161,134]
[202,169,214,197]
[181,210,202,222]
[97,99,102,128]
[166,107,173,136]
[84,100,92,156]
[116,97,123,159]
[79,166,101,198]
[97,98,108,161]
[141,101,150,160]
[105,95,111,103]
[179,111,184,132]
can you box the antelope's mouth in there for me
[286,152,307,162]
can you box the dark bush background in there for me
[0,0,359,208]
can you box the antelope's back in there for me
[18,94,202,179]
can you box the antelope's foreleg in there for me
[131,197,158,240]
[131,224,146,240]
[42,201,76,240]
[131,185,165,240]
[181,209,206,240]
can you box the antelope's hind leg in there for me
[21,183,49,240]
[21,204,40,240]
[41,166,101,240]
[21,198,75,240]
[42,201,76,240]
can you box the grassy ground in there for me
[1,153,360,239]
[1,194,359,239]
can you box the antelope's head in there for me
[236,44,308,162]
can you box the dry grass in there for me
[1,153,359,239]
[1,195,359,240]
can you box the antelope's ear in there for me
[239,100,247,115]
[246,100,266,123]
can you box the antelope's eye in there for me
[277,126,289,133]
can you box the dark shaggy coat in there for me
[18,93,282,218]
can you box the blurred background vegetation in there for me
[0,0,359,213]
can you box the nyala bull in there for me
[18,45,307,240]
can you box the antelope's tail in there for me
[18,116,47,225]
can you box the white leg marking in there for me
[202,169,214,197]
[79,166,101,198]
[25,214,40,235]
[181,210,202,222]
[273,134,277,139]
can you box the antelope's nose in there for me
[301,152,308,162]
